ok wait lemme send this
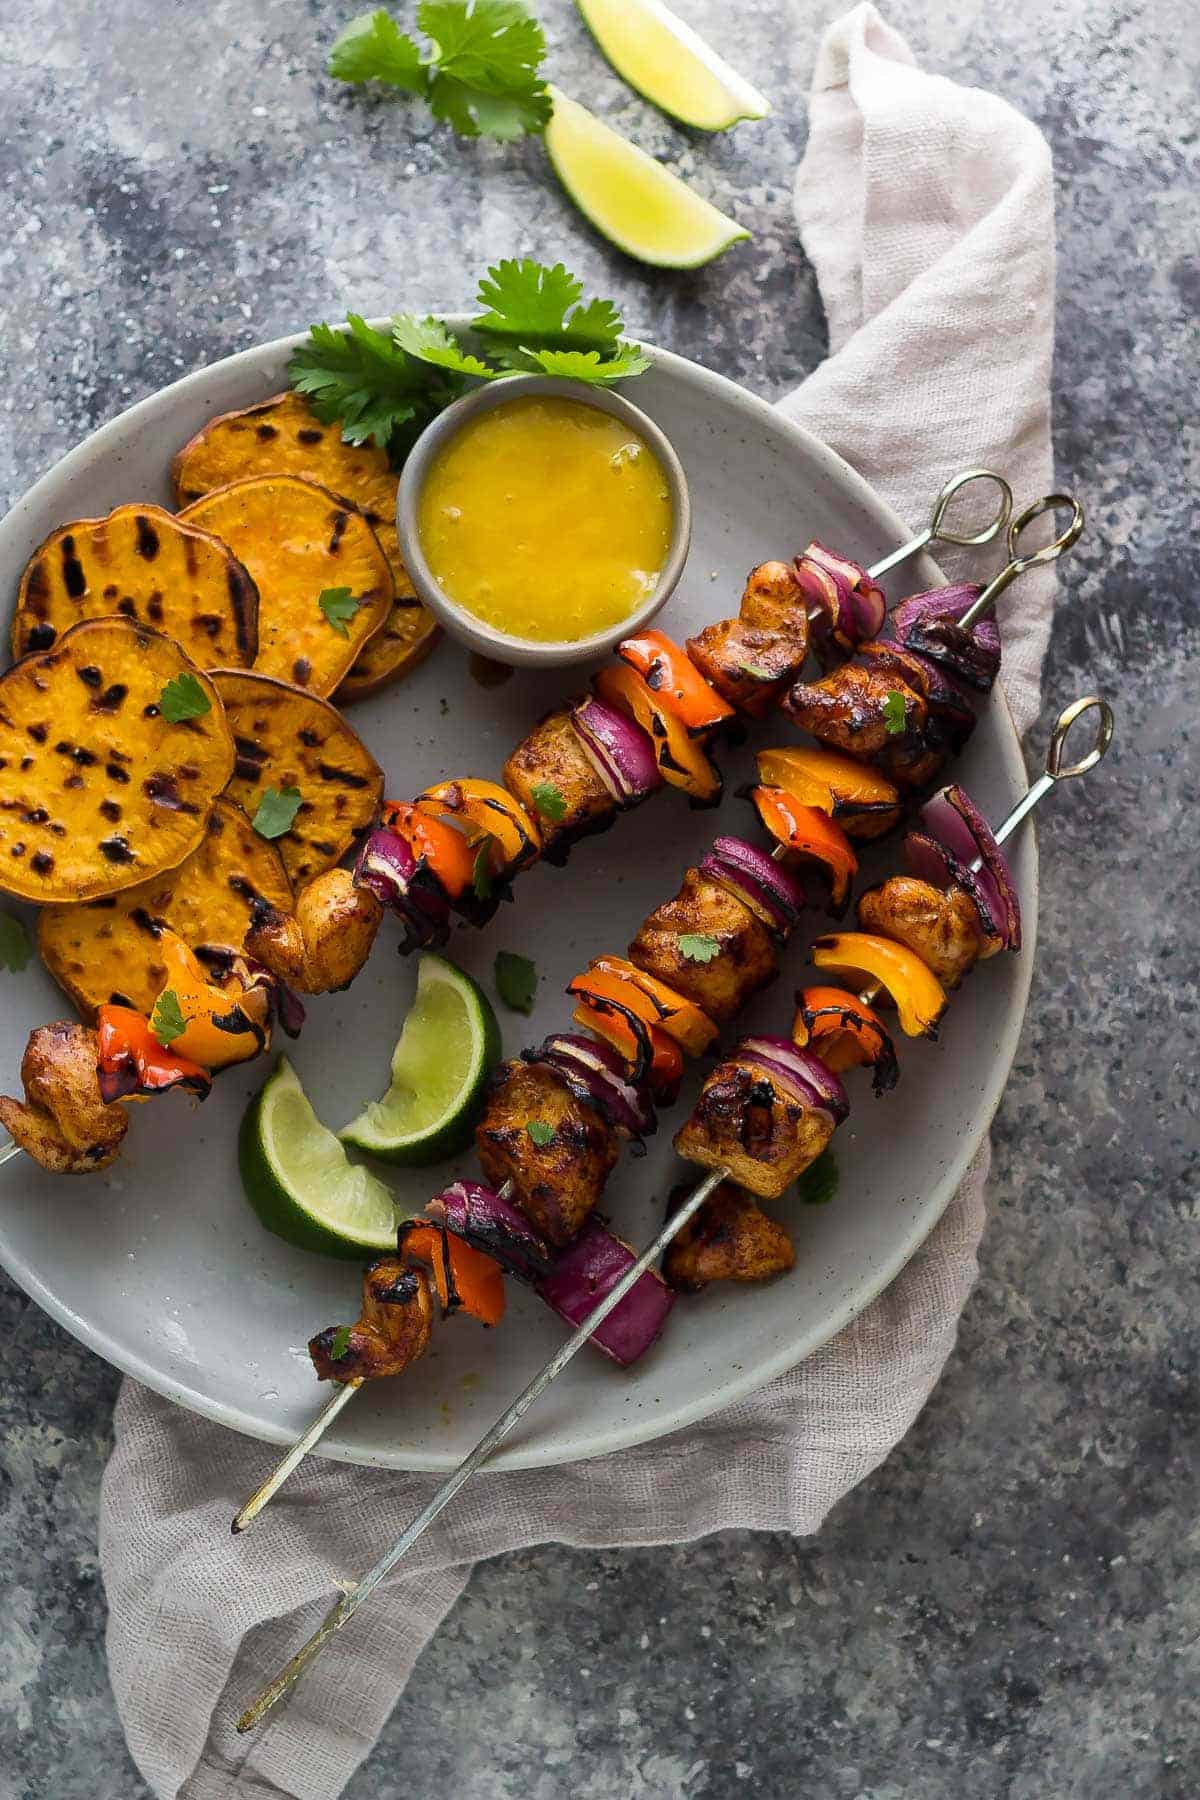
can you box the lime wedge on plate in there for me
[239,1056,399,1260]
[339,951,500,1166]
[544,89,750,268]
[575,0,770,131]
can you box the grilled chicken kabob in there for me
[235,697,1114,1735]
[0,477,1020,1174]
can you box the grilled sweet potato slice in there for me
[171,392,442,701]
[11,502,257,669]
[38,795,292,1018]
[180,476,392,696]
[0,619,234,903]
[211,669,383,885]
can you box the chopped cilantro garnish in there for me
[882,690,908,735]
[150,989,187,1048]
[738,661,774,682]
[472,837,495,902]
[678,932,721,964]
[796,1149,839,1207]
[253,786,303,840]
[526,1119,555,1147]
[319,587,362,637]
[494,949,537,1014]
[329,1323,354,1361]
[0,912,32,974]
[159,672,212,723]
[530,780,566,823]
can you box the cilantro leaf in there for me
[0,911,32,974]
[882,690,908,735]
[472,836,495,902]
[319,587,362,637]
[151,989,187,1047]
[494,948,537,1013]
[329,10,427,90]
[738,661,774,682]
[529,780,566,823]
[678,932,721,964]
[329,1323,354,1361]
[159,671,212,723]
[474,259,584,340]
[254,786,304,840]
[526,1119,555,1147]
[420,0,551,140]
[796,1149,839,1207]
[521,344,651,384]
[289,314,459,459]
[392,314,499,379]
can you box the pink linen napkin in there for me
[99,9,1057,1796]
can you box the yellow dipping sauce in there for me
[418,395,674,643]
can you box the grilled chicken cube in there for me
[874,733,950,792]
[629,868,778,1024]
[674,1053,835,1199]
[475,1059,619,1246]
[246,868,383,994]
[783,664,928,758]
[0,1023,128,1174]
[309,1260,434,1383]
[503,708,617,864]
[687,561,811,717]
[858,876,987,989]
[664,1179,795,1292]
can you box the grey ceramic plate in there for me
[0,329,1034,1471]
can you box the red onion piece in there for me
[740,1034,850,1124]
[536,1218,675,1366]
[528,1033,657,1142]
[700,834,806,940]
[426,1180,553,1285]
[919,786,1021,949]
[796,541,887,649]
[903,831,1003,948]
[889,585,1001,692]
[571,696,662,806]
[353,828,451,952]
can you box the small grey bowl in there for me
[396,372,692,668]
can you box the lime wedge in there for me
[339,952,501,1166]
[575,0,770,132]
[239,1056,399,1260]
[544,89,750,268]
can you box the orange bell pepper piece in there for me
[751,788,858,913]
[571,999,684,1102]
[400,1221,506,1326]
[582,956,718,1055]
[755,745,901,841]
[791,985,898,1093]
[594,663,722,806]
[415,778,540,875]
[617,630,735,737]
[810,933,946,1038]
[383,800,479,899]
[96,1006,212,1105]
[152,932,270,1071]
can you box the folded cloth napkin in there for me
[99,8,1058,1796]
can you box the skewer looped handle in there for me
[959,493,1085,628]
[990,694,1114,851]
[868,469,1013,578]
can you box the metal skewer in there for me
[235,694,1113,1734]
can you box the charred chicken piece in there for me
[309,1259,434,1383]
[783,664,929,759]
[663,1179,795,1292]
[629,868,778,1025]
[475,1059,620,1246]
[0,1023,128,1174]
[502,708,617,865]
[674,1053,835,1199]
[858,876,987,989]
[246,868,384,994]
[686,561,811,718]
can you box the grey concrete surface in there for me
[0,1,1196,1796]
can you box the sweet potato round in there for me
[10,502,258,669]
[210,669,383,886]
[179,475,393,697]
[38,795,293,1018]
[0,619,235,903]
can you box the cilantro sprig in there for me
[150,989,187,1048]
[494,948,537,1014]
[288,259,648,464]
[0,912,32,975]
[159,672,212,724]
[529,779,566,823]
[254,786,304,840]
[678,932,721,964]
[329,2,552,142]
[882,690,908,735]
[319,588,363,637]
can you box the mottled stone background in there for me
[0,0,1196,1796]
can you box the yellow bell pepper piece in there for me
[154,931,270,1070]
[810,932,946,1038]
